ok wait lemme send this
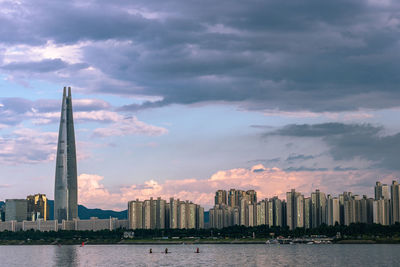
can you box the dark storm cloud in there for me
[286,154,315,161]
[1,0,400,111]
[268,123,400,170]
[269,123,381,138]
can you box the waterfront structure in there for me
[54,87,78,222]
[27,194,49,221]
[5,199,27,222]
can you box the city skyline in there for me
[1,1,400,210]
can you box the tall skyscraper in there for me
[54,87,78,222]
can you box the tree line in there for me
[1,223,400,241]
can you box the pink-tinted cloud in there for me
[92,116,168,137]
[78,164,399,210]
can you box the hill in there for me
[0,200,127,220]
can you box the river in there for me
[0,244,399,266]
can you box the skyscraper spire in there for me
[54,87,78,222]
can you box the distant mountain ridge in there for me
[0,200,127,220]
[0,200,209,223]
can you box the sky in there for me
[1,0,400,210]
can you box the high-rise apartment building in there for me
[128,199,143,229]
[54,87,78,222]
[178,201,187,229]
[375,181,390,200]
[246,190,257,204]
[128,197,204,230]
[228,189,238,207]
[311,189,326,228]
[156,197,166,229]
[169,198,178,229]
[196,205,204,229]
[327,195,340,226]
[143,200,152,229]
[373,198,391,225]
[215,190,227,205]
[286,189,304,230]
[391,181,400,223]
[256,200,267,226]
[304,197,311,229]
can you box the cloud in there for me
[92,116,168,137]
[286,154,315,161]
[78,164,399,210]
[1,1,400,112]
[0,97,116,126]
[1,58,68,73]
[0,128,57,164]
[267,122,400,170]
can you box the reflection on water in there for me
[0,244,400,267]
[54,245,78,267]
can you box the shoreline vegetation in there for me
[1,223,400,245]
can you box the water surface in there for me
[0,244,399,266]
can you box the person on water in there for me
[195,247,200,253]
[165,248,168,254]
[149,248,152,254]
